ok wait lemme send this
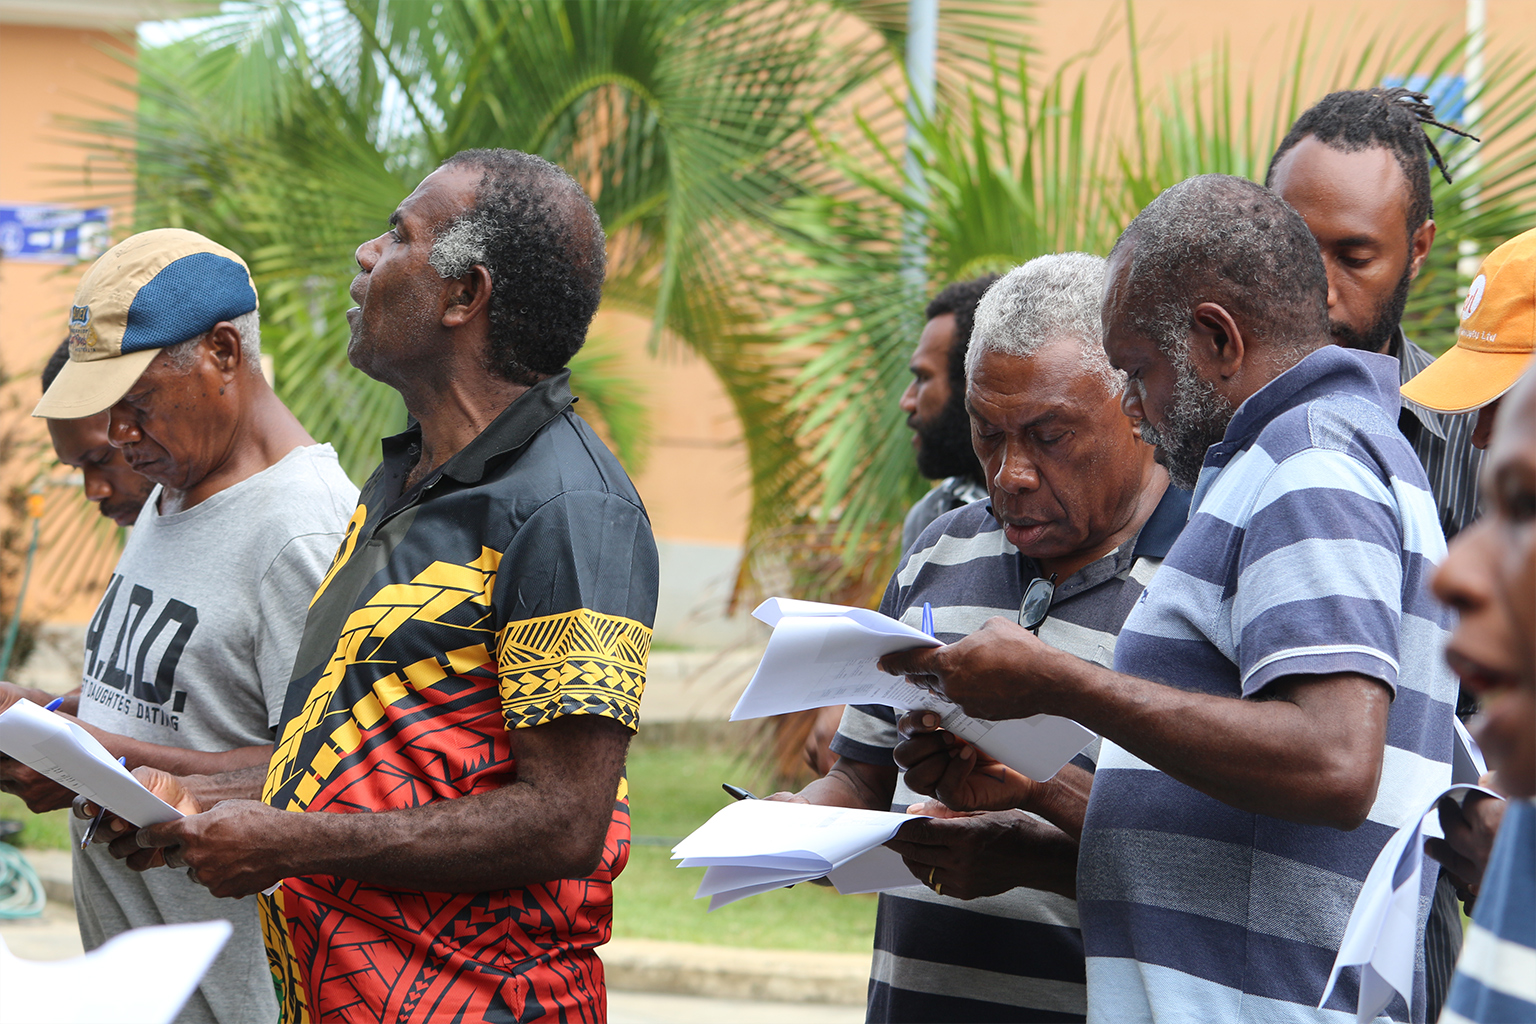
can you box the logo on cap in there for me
[1462,274,1486,321]
[68,305,94,352]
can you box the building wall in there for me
[0,20,137,635]
[4,1,1530,654]
[0,23,134,377]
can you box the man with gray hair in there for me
[98,150,658,1024]
[768,252,1187,1023]
[886,176,1458,1022]
[6,227,359,1024]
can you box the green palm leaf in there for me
[766,4,1536,602]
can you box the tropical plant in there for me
[63,0,1029,487]
[759,2,1536,604]
[0,357,122,676]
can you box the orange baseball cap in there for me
[1401,226,1536,414]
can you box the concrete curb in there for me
[603,938,868,1005]
[19,850,870,1006]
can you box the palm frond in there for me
[764,5,1536,598]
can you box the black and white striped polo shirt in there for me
[830,485,1189,1023]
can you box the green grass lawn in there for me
[0,794,72,850]
[2,731,878,953]
[616,734,879,953]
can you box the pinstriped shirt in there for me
[1396,330,1484,539]
[831,486,1190,1024]
[1082,347,1458,1023]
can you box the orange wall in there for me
[0,23,134,377]
[0,22,136,624]
[591,310,752,548]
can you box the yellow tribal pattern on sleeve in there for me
[263,547,502,808]
[497,608,650,730]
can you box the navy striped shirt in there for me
[831,486,1189,1023]
[1441,799,1536,1023]
[1081,347,1458,1023]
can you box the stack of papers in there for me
[0,699,181,827]
[0,920,230,1024]
[672,799,928,909]
[733,598,1095,781]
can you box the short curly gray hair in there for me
[159,309,262,373]
[966,253,1123,394]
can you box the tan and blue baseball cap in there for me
[33,228,258,420]
[1402,227,1536,414]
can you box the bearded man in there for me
[900,275,998,550]
[1267,87,1483,539]
[885,176,1458,1023]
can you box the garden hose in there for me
[0,843,46,919]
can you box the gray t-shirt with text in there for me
[72,443,358,1024]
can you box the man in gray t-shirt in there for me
[3,229,357,1024]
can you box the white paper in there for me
[825,843,920,894]
[1452,717,1488,785]
[673,799,928,908]
[732,598,1095,781]
[1319,783,1505,1021]
[0,920,231,1024]
[0,700,181,827]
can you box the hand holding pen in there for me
[80,757,128,849]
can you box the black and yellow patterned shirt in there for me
[258,370,657,1023]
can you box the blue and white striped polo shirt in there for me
[1441,798,1536,1024]
[1080,347,1459,1023]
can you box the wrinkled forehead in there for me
[968,336,1117,409]
[399,164,482,228]
[1100,245,1138,317]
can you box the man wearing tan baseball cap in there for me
[1402,227,1536,449]
[35,228,262,419]
[4,227,359,1024]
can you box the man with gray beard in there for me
[886,175,1458,1022]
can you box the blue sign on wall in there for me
[0,204,111,264]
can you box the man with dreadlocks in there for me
[1267,89,1484,1020]
[1267,87,1483,540]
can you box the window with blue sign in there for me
[0,205,111,263]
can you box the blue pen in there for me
[80,757,127,850]
[43,697,64,712]
[921,601,934,637]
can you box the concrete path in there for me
[0,910,864,1023]
[0,899,83,960]
[3,849,871,1019]
[611,990,863,1023]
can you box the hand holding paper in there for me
[672,799,929,908]
[733,599,1094,781]
[0,700,180,829]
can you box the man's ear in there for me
[1408,218,1436,282]
[1189,302,1247,381]
[204,322,245,379]
[443,265,492,328]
